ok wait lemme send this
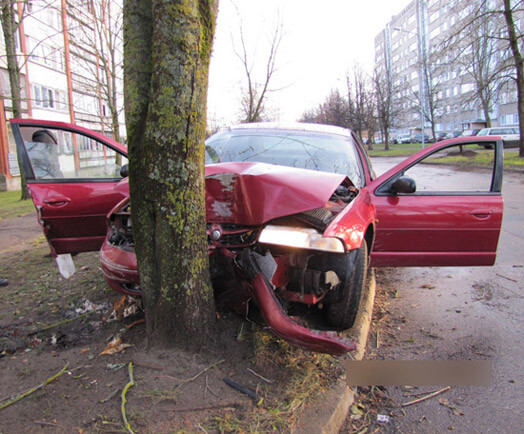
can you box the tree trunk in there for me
[124,0,218,350]
[503,0,524,157]
[0,0,30,199]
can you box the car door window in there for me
[20,126,127,181]
[402,143,496,193]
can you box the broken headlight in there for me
[258,225,345,253]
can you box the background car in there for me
[10,119,505,355]
[477,126,520,148]
[460,129,481,137]
[411,132,430,143]
[396,133,411,144]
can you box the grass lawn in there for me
[367,143,424,157]
[0,190,35,220]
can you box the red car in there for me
[11,120,504,355]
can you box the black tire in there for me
[324,242,368,329]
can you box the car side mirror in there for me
[120,164,129,178]
[390,176,416,194]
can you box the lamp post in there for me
[394,2,427,148]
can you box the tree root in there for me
[0,363,69,410]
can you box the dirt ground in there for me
[343,267,519,433]
[0,213,344,433]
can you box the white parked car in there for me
[477,127,519,148]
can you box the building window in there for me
[29,40,63,71]
[501,113,519,125]
[33,84,55,108]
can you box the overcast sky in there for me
[207,0,412,126]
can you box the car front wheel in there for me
[324,242,368,329]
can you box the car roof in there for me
[219,122,354,138]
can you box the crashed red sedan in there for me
[11,120,504,355]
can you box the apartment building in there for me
[375,0,519,138]
[0,0,124,191]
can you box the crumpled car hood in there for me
[113,162,348,226]
[205,162,348,225]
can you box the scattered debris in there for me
[377,414,390,423]
[439,398,465,416]
[401,386,451,407]
[99,337,132,356]
[107,363,126,371]
[73,299,109,315]
[350,404,364,420]
[223,377,257,399]
[0,363,69,410]
[107,295,141,322]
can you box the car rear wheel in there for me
[324,242,368,329]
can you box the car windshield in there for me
[205,128,364,187]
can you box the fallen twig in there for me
[126,319,145,329]
[247,368,273,384]
[34,420,58,427]
[100,388,120,403]
[406,387,447,398]
[154,359,225,389]
[205,374,219,398]
[197,423,209,433]
[28,309,103,336]
[173,402,242,412]
[68,364,92,373]
[0,363,69,410]
[121,362,135,434]
[401,386,451,407]
[0,320,34,329]
[496,273,518,283]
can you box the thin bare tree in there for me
[446,0,524,156]
[1,0,30,198]
[373,66,403,150]
[233,10,283,123]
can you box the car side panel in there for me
[28,182,127,254]
[10,119,128,255]
[370,194,503,266]
[368,137,503,267]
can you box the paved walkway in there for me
[0,213,43,253]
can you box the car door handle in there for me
[469,209,493,219]
[43,197,71,207]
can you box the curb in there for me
[295,269,376,433]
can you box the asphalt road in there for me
[367,157,523,433]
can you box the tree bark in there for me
[503,0,524,157]
[0,0,30,199]
[124,0,218,349]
